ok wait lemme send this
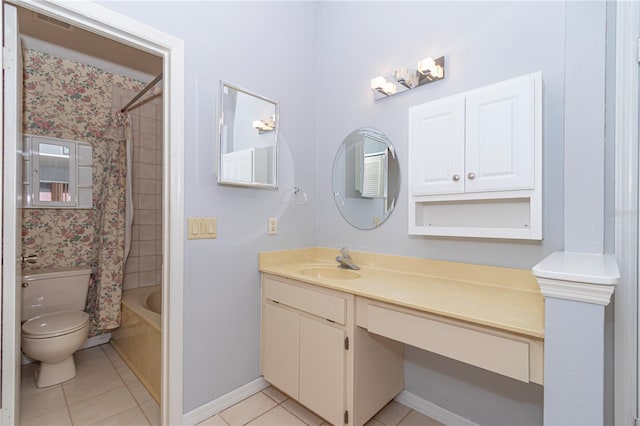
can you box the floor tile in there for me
[127,378,154,404]
[92,406,151,426]
[281,399,324,426]
[20,405,71,426]
[74,346,105,362]
[20,364,60,398]
[365,419,385,426]
[140,399,161,426]
[105,349,129,370]
[219,392,277,426]
[68,386,137,425]
[69,350,115,382]
[20,386,67,422]
[247,406,306,426]
[116,364,139,385]
[197,414,229,425]
[398,410,444,426]
[374,401,412,426]
[62,367,124,405]
[262,386,287,404]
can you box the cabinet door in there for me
[409,95,465,195]
[262,302,299,399]
[465,75,535,192]
[299,316,345,426]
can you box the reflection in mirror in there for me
[332,128,400,229]
[218,81,278,189]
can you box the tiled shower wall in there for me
[113,88,163,289]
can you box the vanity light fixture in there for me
[371,55,445,100]
[252,116,275,134]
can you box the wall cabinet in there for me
[408,72,542,239]
[261,275,404,425]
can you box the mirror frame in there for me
[332,127,400,230]
[217,80,279,189]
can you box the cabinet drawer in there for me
[263,277,346,325]
[367,304,530,382]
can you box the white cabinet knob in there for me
[452,174,460,182]
[467,172,476,180]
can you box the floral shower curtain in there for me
[86,111,132,332]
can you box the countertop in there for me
[259,247,544,339]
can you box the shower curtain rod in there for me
[121,72,163,113]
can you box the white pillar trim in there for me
[614,1,640,423]
[532,251,619,305]
[536,278,614,306]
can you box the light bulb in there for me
[383,82,396,95]
[417,57,436,75]
[371,76,387,90]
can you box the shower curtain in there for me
[86,111,133,332]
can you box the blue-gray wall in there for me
[98,2,611,424]
[96,1,320,411]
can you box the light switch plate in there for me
[188,217,217,239]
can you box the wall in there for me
[96,1,319,412]
[314,2,603,425]
[112,89,164,290]
[315,1,565,269]
[98,1,612,423]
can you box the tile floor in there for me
[20,343,159,426]
[199,386,444,426]
[20,343,443,426]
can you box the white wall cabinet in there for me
[408,72,542,239]
[261,275,404,425]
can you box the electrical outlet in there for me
[268,217,277,235]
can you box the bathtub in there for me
[111,286,161,403]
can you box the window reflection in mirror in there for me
[37,142,71,202]
[218,81,278,189]
[333,128,400,230]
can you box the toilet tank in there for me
[21,267,92,321]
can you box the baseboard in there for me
[182,377,270,426]
[79,333,111,350]
[395,390,480,426]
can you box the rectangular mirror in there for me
[218,81,278,189]
[23,134,93,208]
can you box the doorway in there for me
[1,1,184,424]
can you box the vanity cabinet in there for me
[261,274,404,425]
[408,72,542,239]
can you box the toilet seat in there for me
[22,310,89,339]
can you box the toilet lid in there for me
[22,310,89,338]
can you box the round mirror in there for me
[332,128,400,230]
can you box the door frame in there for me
[1,4,21,425]
[0,1,185,424]
[614,1,640,424]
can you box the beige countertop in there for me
[259,247,544,339]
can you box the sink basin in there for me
[298,266,360,280]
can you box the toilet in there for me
[21,267,92,388]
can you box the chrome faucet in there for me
[335,247,360,270]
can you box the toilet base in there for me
[34,355,76,388]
